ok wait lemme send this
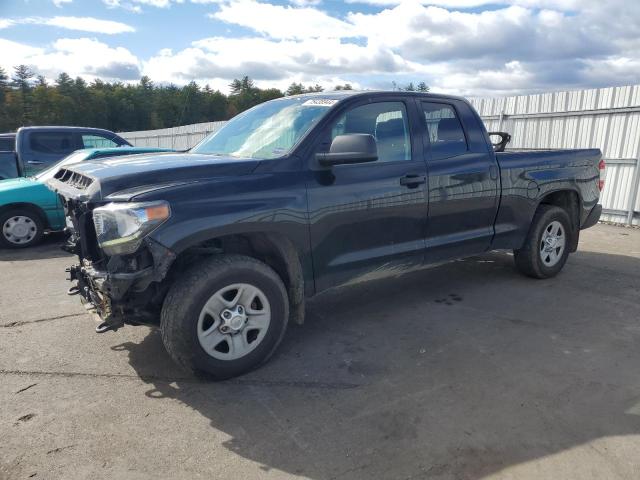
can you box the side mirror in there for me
[316,134,378,166]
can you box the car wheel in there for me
[161,254,289,380]
[0,208,45,249]
[514,204,572,279]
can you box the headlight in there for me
[92,201,171,256]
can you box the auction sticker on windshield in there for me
[302,99,338,107]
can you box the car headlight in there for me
[92,201,171,256]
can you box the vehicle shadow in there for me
[114,250,640,479]
[0,232,71,261]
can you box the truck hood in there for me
[46,153,260,201]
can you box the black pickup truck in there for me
[47,91,604,379]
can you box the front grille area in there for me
[54,168,94,190]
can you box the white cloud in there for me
[4,16,136,34]
[136,0,640,94]
[0,37,141,82]
[345,0,581,9]
[103,0,202,10]
[290,0,322,6]
[41,16,135,34]
[212,0,354,39]
[143,35,407,89]
[346,3,606,63]
[102,0,143,13]
[4,0,640,95]
[132,0,173,7]
[0,39,45,68]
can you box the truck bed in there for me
[491,147,602,250]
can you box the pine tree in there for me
[0,67,346,131]
[286,82,305,96]
[0,67,8,104]
[12,65,35,124]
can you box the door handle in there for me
[400,174,426,188]
[489,165,498,180]
[27,160,44,165]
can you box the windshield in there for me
[35,150,90,181]
[192,97,337,159]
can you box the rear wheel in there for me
[514,205,572,279]
[0,208,44,249]
[161,254,289,380]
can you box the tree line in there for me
[0,65,427,133]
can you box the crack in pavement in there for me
[15,383,37,394]
[0,369,361,390]
[1,313,85,328]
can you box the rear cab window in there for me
[422,102,468,160]
[81,134,120,149]
[0,137,15,151]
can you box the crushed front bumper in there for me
[67,237,176,332]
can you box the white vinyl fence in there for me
[120,84,640,225]
[470,85,640,226]
[120,121,227,150]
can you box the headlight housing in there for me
[92,201,171,256]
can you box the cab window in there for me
[331,102,411,163]
[422,102,468,160]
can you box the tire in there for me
[0,208,45,249]
[514,205,572,279]
[160,254,289,380]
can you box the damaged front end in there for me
[66,235,176,332]
[48,168,176,333]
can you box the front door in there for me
[307,99,429,293]
[21,131,78,176]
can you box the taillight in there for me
[598,159,605,191]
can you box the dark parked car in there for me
[48,91,604,380]
[0,126,131,179]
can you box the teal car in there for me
[0,147,173,248]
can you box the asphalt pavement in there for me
[1,224,639,480]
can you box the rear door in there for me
[21,130,78,176]
[420,100,500,261]
[307,98,429,292]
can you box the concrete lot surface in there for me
[1,224,640,480]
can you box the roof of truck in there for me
[17,126,120,133]
[283,90,469,104]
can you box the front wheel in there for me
[161,254,289,380]
[0,208,44,249]
[514,205,572,279]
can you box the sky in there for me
[1,0,639,96]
